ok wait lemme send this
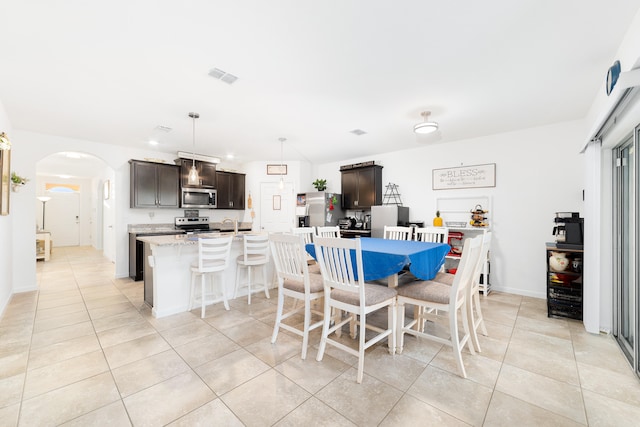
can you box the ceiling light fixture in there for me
[187,112,200,186]
[278,137,286,190]
[414,111,439,135]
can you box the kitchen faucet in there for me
[222,217,239,234]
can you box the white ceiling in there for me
[1,1,638,165]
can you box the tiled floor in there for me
[1,246,639,426]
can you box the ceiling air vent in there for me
[208,68,238,85]
[350,129,367,136]
[155,125,172,133]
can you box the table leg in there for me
[388,274,398,288]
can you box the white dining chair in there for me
[316,225,340,238]
[383,225,413,240]
[270,233,324,359]
[414,226,449,244]
[432,232,491,353]
[314,236,397,384]
[234,233,271,304]
[396,234,482,378]
[292,226,315,259]
[189,236,234,318]
[291,226,316,245]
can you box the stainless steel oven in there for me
[181,188,217,209]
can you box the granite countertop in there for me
[128,222,254,234]
[137,231,264,246]
[128,224,180,234]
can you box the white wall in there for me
[243,160,313,232]
[316,120,585,298]
[581,7,640,333]
[0,100,14,313]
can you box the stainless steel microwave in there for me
[181,188,217,209]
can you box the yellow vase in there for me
[433,211,443,227]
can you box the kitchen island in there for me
[137,232,274,318]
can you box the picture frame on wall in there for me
[267,164,287,175]
[432,163,496,190]
[0,149,10,215]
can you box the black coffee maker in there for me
[553,212,584,249]
[297,216,309,227]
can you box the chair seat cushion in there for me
[283,272,324,293]
[434,272,455,286]
[236,254,268,265]
[191,259,227,272]
[397,280,451,304]
[331,284,397,306]
[307,263,321,275]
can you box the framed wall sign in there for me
[432,163,496,190]
[267,164,287,175]
[0,149,10,215]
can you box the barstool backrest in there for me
[240,234,270,266]
[198,236,234,272]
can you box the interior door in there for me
[614,132,638,375]
[45,192,81,247]
[259,182,295,232]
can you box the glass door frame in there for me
[613,126,639,376]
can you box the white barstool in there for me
[190,236,234,318]
[235,234,270,304]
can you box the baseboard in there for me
[0,292,10,319]
[12,285,38,293]
[489,285,546,299]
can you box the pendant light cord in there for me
[192,114,196,167]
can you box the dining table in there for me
[306,237,450,287]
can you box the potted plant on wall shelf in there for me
[11,172,28,192]
[312,179,327,191]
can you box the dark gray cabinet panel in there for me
[177,158,217,188]
[216,171,245,210]
[341,165,383,209]
[130,160,180,208]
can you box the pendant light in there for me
[187,112,200,185]
[414,111,439,135]
[278,137,286,190]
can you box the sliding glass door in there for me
[614,130,638,374]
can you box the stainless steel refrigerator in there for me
[305,192,344,227]
[371,205,410,238]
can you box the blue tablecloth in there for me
[306,237,450,281]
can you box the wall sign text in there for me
[432,163,496,190]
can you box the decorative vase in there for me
[549,251,569,272]
[11,183,22,192]
[433,210,443,227]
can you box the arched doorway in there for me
[36,152,116,261]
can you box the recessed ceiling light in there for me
[226,154,234,160]
[208,67,238,85]
[149,140,159,146]
[65,152,82,159]
[350,129,367,136]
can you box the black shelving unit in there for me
[546,243,583,320]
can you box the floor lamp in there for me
[37,196,51,230]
